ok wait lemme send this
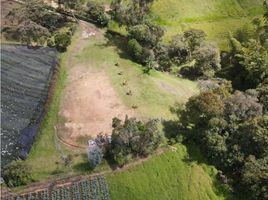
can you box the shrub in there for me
[128,39,143,62]
[88,145,103,169]
[87,1,109,27]
[54,32,72,52]
[3,160,33,187]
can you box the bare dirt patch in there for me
[57,22,134,146]
[58,67,134,143]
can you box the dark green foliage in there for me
[154,44,172,71]
[3,160,33,187]
[128,39,143,62]
[54,32,72,52]
[8,0,66,47]
[126,20,163,70]
[109,116,163,166]
[168,34,191,65]
[88,145,104,169]
[235,115,268,157]
[257,83,268,113]
[180,87,267,199]
[183,29,206,51]
[11,0,64,31]
[241,155,268,200]
[191,44,221,78]
[87,1,109,26]
[61,0,85,10]
[236,39,268,87]
[17,20,50,46]
[110,0,155,27]
[181,92,224,127]
[225,16,268,90]
[166,29,221,78]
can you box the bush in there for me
[3,160,33,187]
[88,145,103,169]
[128,39,143,62]
[87,1,109,27]
[54,32,72,52]
[109,116,163,166]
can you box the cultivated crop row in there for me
[5,176,110,200]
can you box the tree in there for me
[110,0,155,26]
[17,20,50,46]
[10,0,63,31]
[154,44,172,71]
[54,32,72,52]
[183,29,206,51]
[109,116,163,166]
[181,92,224,128]
[88,145,103,169]
[224,91,263,123]
[257,83,268,113]
[241,155,268,200]
[128,21,164,48]
[191,44,221,78]
[87,1,109,26]
[128,38,143,62]
[235,39,268,88]
[2,160,33,187]
[61,0,85,10]
[168,34,190,65]
[235,115,268,157]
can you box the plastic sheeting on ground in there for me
[1,44,58,167]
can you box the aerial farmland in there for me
[1,0,267,200]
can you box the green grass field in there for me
[23,24,199,181]
[108,0,264,50]
[77,31,199,120]
[22,21,232,199]
[151,0,264,49]
[107,144,233,200]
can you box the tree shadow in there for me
[95,31,137,63]
[73,162,93,173]
[162,120,179,139]
[72,153,93,173]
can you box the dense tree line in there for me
[110,0,221,77]
[177,4,268,198]
[180,86,267,199]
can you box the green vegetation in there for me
[107,144,232,200]
[2,160,33,187]
[109,117,163,166]
[151,0,264,49]
[77,31,199,120]
[86,1,109,26]
[54,31,72,52]
[22,23,198,181]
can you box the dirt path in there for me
[57,22,134,146]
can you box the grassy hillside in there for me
[151,0,264,49]
[77,31,199,120]
[24,24,199,180]
[107,144,233,200]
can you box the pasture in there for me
[107,144,233,200]
[151,0,264,49]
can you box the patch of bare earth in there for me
[57,22,134,147]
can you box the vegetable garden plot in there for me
[1,44,58,167]
[3,176,110,200]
